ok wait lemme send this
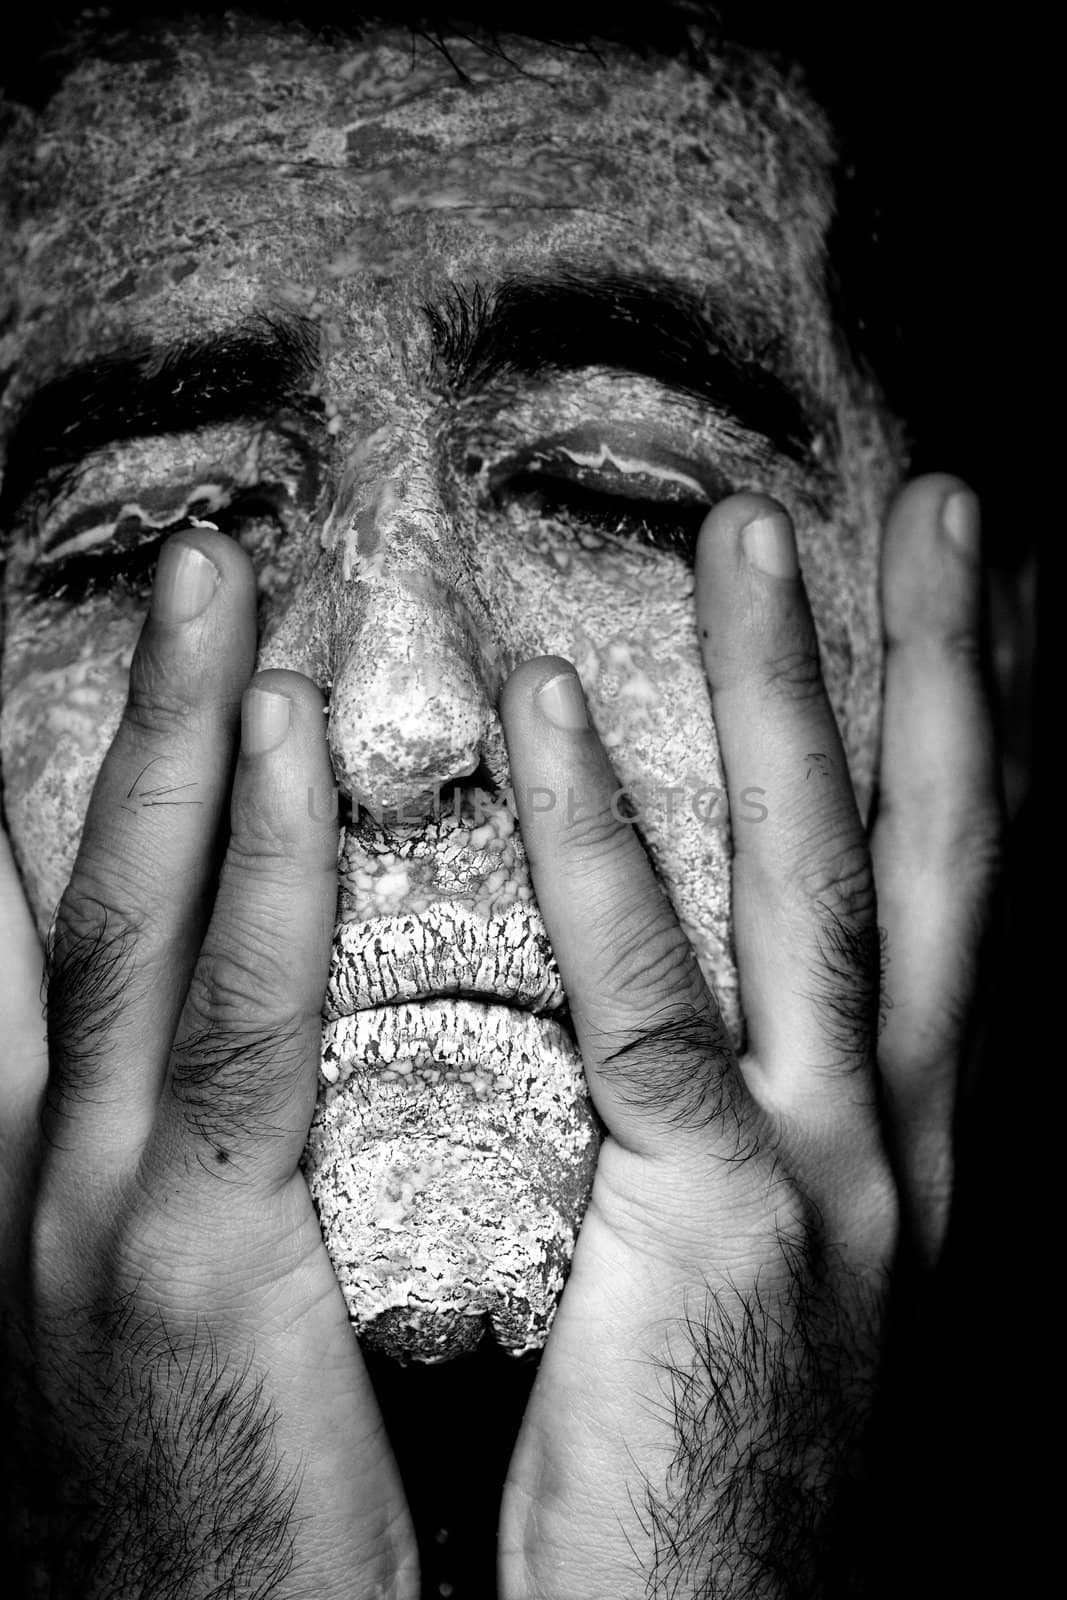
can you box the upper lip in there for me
[325,900,565,1019]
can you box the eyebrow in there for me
[1,273,824,531]
[0,314,320,526]
[426,270,827,466]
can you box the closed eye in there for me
[30,487,287,602]
[493,468,713,561]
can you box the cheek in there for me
[1,611,136,934]
[481,541,743,1037]
[571,584,741,1039]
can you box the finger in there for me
[149,669,337,1190]
[0,823,46,1103]
[871,476,1001,1253]
[695,495,880,1129]
[0,824,47,1226]
[501,657,744,1161]
[45,533,256,1162]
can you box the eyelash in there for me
[31,492,284,602]
[495,470,711,560]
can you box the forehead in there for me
[0,24,841,408]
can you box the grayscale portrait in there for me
[0,6,1034,1598]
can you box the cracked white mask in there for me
[0,19,900,1359]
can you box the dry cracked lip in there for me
[323,899,569,1024]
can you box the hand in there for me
[497,477,1000,1599]
[0,533,418,1599]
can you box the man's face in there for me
[0,22,898,1355]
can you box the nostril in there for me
[325,566,508,818]
[435,757,507,816]
[327,660,505,820]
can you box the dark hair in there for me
[1,3,880,117]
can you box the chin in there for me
[303,998,600,1362]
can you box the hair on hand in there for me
[804,906,887,1077]
[11,1291,301,1599]
[168,1014,308,1173]
[596,1000,753,1148]
[43,899,140,1127]
[637,1234,885,1599]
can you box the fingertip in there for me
[240,668,328,757]
[231,670,336,867]
[499,655,578,726]
[694,490,792,567]
[250,666,326,713]
[150,527,257,620]
[882,475,981,642]
[137,530,258,712]
[883,473,978,558]
[151,538,220,625]
[740,508,798,580]
[694,495,799,643]
[241,683,291,757]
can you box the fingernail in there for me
[741,511,798,578]
[242,686,291,755]
[152,540,219,623]
[538,670,589,731]
[941,487,980,558]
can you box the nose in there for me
[321,433,505,818]
[329,583,502,815]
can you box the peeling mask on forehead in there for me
[0,23,901,1359]
[5,26,839,364]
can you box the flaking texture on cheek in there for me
[1,618,135,932]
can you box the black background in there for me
[3,6,1046,1597]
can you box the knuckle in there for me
[758,642,825,706]
[558,792,630,864]
[52,876,143,956]
[937,624,983,668]
[941,813,1003,902]
[183,938,307,1036]
[591,909,699,1004]
[792,831,875,924]
[61,826,170,920]
[124,668,206,743]
[226,807,302,869]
